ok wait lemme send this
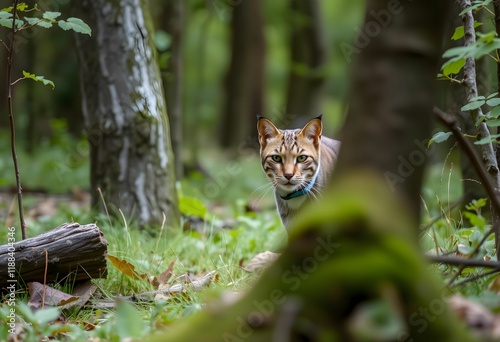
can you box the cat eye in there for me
[296,155,307,163]
[271,155,282,163]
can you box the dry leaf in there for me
[158,259,177,285]
[160,270,217,293]
[243,251,280,272]
[108,255,147,280]
[61,280,97,311]
[28,282,79,309]
[154,293,171,302]
[488,274,500,293]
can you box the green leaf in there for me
[470,95,486,101]
[464,212,485,229]
[22,71,55,89]
[0,12,22,29]
[491,106,500,118]
[486,119,500,127]
[487,98,500,106]
[33,307,60,326]
[115,301,144,340]
[58,17,91,35]
[474,134,500,145]
[451,26,465,41]
[24,16,53,28]
[179,197,208,218]
[428,131,452,147]
[487,92,498,99]
[43,11,61,20]
[451,22,483,41]
[461,100,485,111]
[441,58,465,76]
[477,30,496,43]
[465,198,488,211]
[16,3,28,11]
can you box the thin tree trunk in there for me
[161,0,184,180]
[445,3,488,207]
[151,0,474,340]
[459,0,500,259]
[285,0,327,127]
[74,0,180,227]
[220,0,265,149]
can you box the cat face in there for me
[257,117,322,193]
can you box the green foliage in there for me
[428,131,453,147]
[22,70,55,89]
[0,3,91,35]
[459,0,492,15]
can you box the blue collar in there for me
[280,169,319,201]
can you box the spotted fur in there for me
[257,116,341,230]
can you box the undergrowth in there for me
[1,144,499,340]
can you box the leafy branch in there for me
[1,1,91,239]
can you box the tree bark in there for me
[0,223,107,288]
[151,0,474,340]
[220,0,265,149]
[445,3,487,207]
[285,0,328,127]
[74,0,180,227]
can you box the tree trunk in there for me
[446,4,487,209]
[285,0,327,128]
[152,0,474,340]
[159,0,184,180]
[0,223,107,288]
[74,0,180,227]
[220,0,265,149]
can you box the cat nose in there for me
[284,173,293,180]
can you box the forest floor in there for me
[2,146,500,340]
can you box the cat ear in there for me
[299,116,322,147]
[257,117,280,147]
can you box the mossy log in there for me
[0,223,108,288]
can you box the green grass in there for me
[0,144,289,340]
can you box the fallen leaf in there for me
[488,274,500,293]
[61,280,97,311]
[159,270,217,293]
[154,293,171,302]
[108,255,147,280]
[28,282,79,309]
[157,259,177,286]
[243,251,280,272]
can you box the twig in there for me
[42,249,48,309]
[434,108,500,214]
[452,269,500,287]
[6,0,26,240]
[427,255,500,269]
[434,107,500,285]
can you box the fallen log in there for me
[0,222,108,289]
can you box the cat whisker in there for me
[250,183,276,208]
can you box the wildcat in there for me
[257,115,340,230]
